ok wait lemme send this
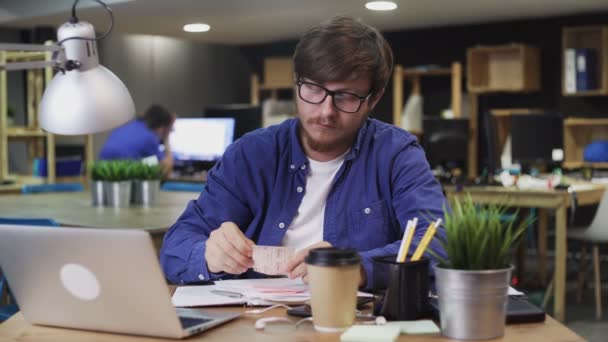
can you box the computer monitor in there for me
[204,104,262,140]
[510,114,563,168]
[169,118,235,163]
[422,117,469,171]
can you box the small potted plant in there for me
[131,162,161,206]
[90,160,106,206]
[431,196,532,340]
[96,160,135,208]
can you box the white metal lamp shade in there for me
[39,20,135,135]
[39,65,135,135]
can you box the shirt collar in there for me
[289,118,370,171]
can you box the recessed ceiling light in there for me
[183,23,210,33]
[365,1,398,11]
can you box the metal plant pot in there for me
[132,180,160,206]
[90,180,105,206]
[103,181,132,208]
[434,265,512,340]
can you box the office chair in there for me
[22,182,84,194]
[0,217,59,322]
[568,190,608,319]
[161,181,205,193]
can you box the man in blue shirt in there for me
[160,16,447,288]
[99,104,175,173]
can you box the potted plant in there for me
[96,160,135,208]
[431,196,532,340]
[90,160,106,206]
[131,162,161,206]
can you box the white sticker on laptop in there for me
[60,263,101,301]
[252,246,294,275]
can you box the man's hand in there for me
[285,241,332,283]
[205,222,255,274]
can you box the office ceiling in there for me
[1,0,608,45]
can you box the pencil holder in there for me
[372,255,430,321]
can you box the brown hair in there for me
[293,16,393,96]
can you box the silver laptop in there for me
[0,225,239,339]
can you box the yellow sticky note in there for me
[340,325,400,342]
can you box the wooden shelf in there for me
[400,67,453,77]
[467,44,540,93]
[250,57,294,106]
[562,25,608,96]
[6,127,46,137]
[563,117,608,169]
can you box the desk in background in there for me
[0,191,196,250]
[444,184,605,322]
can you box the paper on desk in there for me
[172,285,247,307]
[508,286,524,296]
[214,277,374,304]
[252,245,294,275]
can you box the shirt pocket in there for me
[348,199,390,250]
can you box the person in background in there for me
[160,16,447,288]
[99,104,175,174]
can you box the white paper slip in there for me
[252,245,294,275]
[508,286,524,296]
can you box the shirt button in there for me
[296,186,303,193]
[198,274,205,281]
[290,164,295,170]
[300,165,306,170]
[278,222,286,229]
[364,207,371,214]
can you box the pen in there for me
[397,218,417,263]
[411,218,441,261]
[210,289,244,299]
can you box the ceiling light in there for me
[183,23,211,33]
[365,1,398,11]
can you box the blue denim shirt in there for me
[160,118,447,288]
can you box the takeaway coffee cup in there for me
[305,247,361,332]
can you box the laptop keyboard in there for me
[179,316,213,329]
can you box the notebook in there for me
[0,225,240,339]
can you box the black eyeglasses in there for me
[296,80,373,113]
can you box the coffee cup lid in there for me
[305,247,360,267]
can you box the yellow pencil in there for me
[411,218,442,261]
[397,218,417,262]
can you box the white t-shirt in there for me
[281,152,347,252]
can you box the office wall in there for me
[240,11,608,124]
[92,33,252,158]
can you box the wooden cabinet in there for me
[467,44,540,93]
[562,25,608,96]
[563,118,608,169]
[392,62,463,130]
[250,57,294,106]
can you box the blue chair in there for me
[22,182,84,194]
[161,181,205,192]
[0,217,58,322]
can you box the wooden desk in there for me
[444,184,606,322]
[0,307,584,341]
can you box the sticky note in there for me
[386,320,440,334]
[340,325,400,342]
[252,245,294,275]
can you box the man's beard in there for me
[300,117,354,153]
